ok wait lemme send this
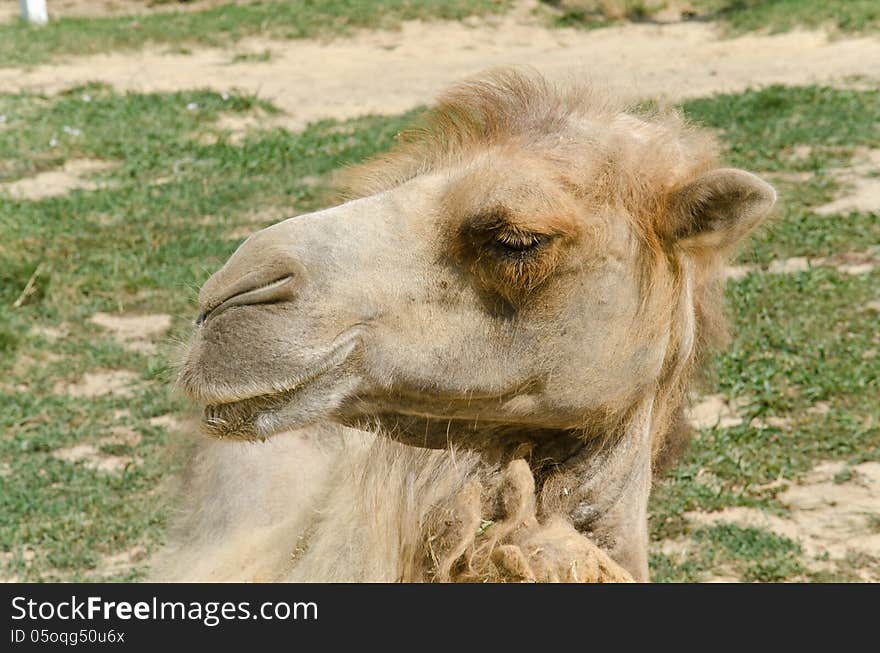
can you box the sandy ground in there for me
[89,311,172,354]
[52,442,142,474]
[815,148,880,216]
[54,369,140,398]
[2,13,880,131]
[726,247,880,281]
[1,159,116,200]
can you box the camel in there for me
[151,70,775,583]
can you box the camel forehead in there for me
[395,147,638,255]
[442,152,581,226]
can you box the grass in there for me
[651,523,806,583]
[541,0,880,34]
[0,0,512,67]
[3,0,875,69]
[1,80,878,581]
[0,86,413,580]
[697,0,880,34]
[648,86,880,581]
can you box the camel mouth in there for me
[197,328,364,440]
[201,389,299,441]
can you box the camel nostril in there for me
[198,274,298,325]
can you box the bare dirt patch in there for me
[55,369,139,398]
[807,401,832,416]
[1,159,116,200]
[52,443,142,474]
[727,248,880,280]
[90,545,148,580]
[12,350,60,374]
[148,414,182,431]
[213,110,286,143]
[824,250,880,276]
[28,324,69,341]
[2,14,879,131]
[686,394,747,430]
[224,205,298,241]
[0,551,20,583]
[814,149,880,216]
[686,393,821,433]
[89,311,172,354]
[226,225,257,241]
[89,312,171,340]
[684,461,880,580]
[750,416,793,430]
[102,425,142,447]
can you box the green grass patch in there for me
[695,0,880,35]
[540,1,674,30]
[681,86,880,173]
[2,81,878,581]
[540,0,880,34]
[652,523,806,583]
[0,0,512,67]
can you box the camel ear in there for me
[666,168,776,251]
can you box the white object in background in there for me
[20,0,49,25]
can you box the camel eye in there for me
[491,231,546,255]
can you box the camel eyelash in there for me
[464,212,551,254]
[482,220,560,272]
[490,229,550,256]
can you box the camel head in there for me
[177,71,775,455]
